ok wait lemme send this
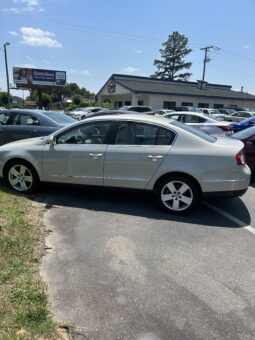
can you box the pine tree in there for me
[152,31,192,81]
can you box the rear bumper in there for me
[203,188,248,198]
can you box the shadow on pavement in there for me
[0,180,250,229]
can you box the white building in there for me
[97,74,255,110]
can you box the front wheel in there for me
[5,160,39,194]
[156,176,200,214]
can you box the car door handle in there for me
[89,153,103,157]
[148,155,163,159]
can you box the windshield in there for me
[210,109,220,114]
[171,120,216,142]
[189,107,201,112]
[232,126,255,139]
[43,111,75,124]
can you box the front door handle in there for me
[148,155,163,159]
[89,153,103,158]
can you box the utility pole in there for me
[200,45,220,81]
[3,42,11,109]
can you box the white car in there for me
[71,107,104,120]
[201,108,225,119]
[163,111,233,135]
[0,115,250,214]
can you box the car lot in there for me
[40,180,255,340]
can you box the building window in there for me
[124,101,131,106]
[198,103,209,108]
[228,104,237,108]
[138,100,144,105]
[114,101,123,108]
[214,104,224,109]
[163,101,176,109]
[181,102,193,106]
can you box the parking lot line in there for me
[203,201,255,235]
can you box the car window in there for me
[56,121,111,144]
[185,115,206,123]
[0,111,11,125]
[12,114,39,125]
[167,114,180,120]
[114,122,175,145]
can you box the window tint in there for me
[171,121,216,143]
[12,114,39,125]
[185,115,206,123]
[0,111,10,125]
[57,121,111,144]
[115,122,175,145]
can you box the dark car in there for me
[119,105,152,113]
[0,109,75,145]
[231,116,255,132]
[231,126,255,172]
[218,108,236,115]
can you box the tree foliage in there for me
[0,92,12,106]
[152,31,192,81]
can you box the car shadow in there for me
[0,180,251,229]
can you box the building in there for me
[97,74,255,110]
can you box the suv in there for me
[120,105,152,113]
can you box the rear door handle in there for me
[89,153,103,157]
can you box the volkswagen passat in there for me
[0,115,251,214]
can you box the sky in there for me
[1,0,255,98]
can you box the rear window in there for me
[171,121,216,143]
[43,111,75,124]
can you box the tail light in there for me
[218,125,232,132]
[236,152,245,166]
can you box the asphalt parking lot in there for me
[39,181,255,340]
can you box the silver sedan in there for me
[0,115,251,214]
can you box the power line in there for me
[200,46,221,81]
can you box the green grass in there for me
[0,182,59,339]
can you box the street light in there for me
[3,42,10,109]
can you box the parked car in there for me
[71,107,104,120]
[153,109,175,116]
[231,126,255,172]
[226,107,250,112]
[175,106,201,113]
[81,109,139,118]
[192,125,227,137]
[223,111,253,122]
[0,109,75,146]
[200,108,225,119]
[218,108,237,115]
[163,111,233,135]
[119,105,152,113]
[0,114,250,214]
[232,116,255,132]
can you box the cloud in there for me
[81,69,91,75]
[2,0,44,13]
[20,27,62,48]
[122,66,139,74]
[15,63,36,68]
[9,30,18,35]
[134,49,143,54]
[243,45,251,49]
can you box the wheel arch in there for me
[153,171,203,196]
[3,157,40,180]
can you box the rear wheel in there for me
[156,176,200,214]
[4,160,39,194]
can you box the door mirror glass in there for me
[47,135,57,145]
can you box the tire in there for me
[4,160,39,194]
[155,175,200,215]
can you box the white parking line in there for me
[203,201,255,235]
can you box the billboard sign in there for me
[13,67,66,87]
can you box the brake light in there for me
[218,125,232,131]
[236,153,245,166]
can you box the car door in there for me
[42,120,112,185]
[5,112,39,143]
[0,111,11,145]
[104,121,175,189]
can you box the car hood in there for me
[1,136,48,148]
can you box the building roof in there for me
[98,74,255,101]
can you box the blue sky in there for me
[1,0,255,98]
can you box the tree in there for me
[0,92,11,106]
[152,31,192,81]
[41,93,51,108]
[72,94,81,105]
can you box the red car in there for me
[232,126,255,172]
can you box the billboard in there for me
[13,67,66,87]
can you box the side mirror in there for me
[47,135,57,145]
[33,119,40,126]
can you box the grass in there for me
[0,181,62,339]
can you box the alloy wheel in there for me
[161,180,193,212]
[8,164,33,192]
